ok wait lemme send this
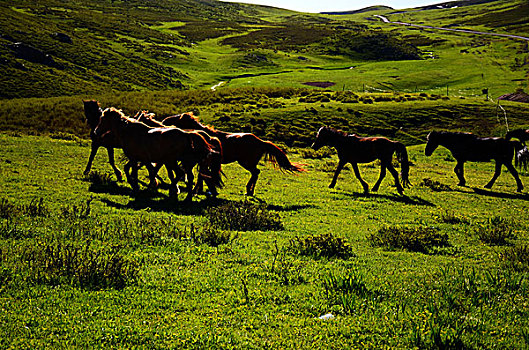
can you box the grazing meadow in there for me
[1,88,529,348]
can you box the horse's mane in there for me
[103,107,136,123]
[322,126,349,137]
[168,112,221,134]
[431,130,478,140]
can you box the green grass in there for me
[1,131,529,348]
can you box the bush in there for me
[289,232,355,259]
[206,201,283,231]
[369,225,449,253]
[500,244,529,271]
[473,216,516,245]
[199,224,234,247]
[21,240,139,290]
[420,178,452,192]
[300,146,334,159]
[433,209,469,225]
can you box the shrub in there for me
[206,201,283,231]
[473,216,515,245]
[199,224,234,247]
[300,146,334,159]
[289,232,355,259]
[369,225,449,253]
[500,244,529,271]
[21,240,139,290]
[420,178,452,192]
[85,171,114,186]
[433,209,469,225]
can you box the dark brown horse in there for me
[311,126,410,195]
[425,130,524,192]
[133,111,224,197]
[161,112,304,196]
[94,108,222,202]
[505,129,529,144]
[83,100,123,180]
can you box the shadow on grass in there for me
[332,191,435,206]
[470,187,529,201]
[100,195,235,216]
[266,203,316,212]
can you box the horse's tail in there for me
[262,141,305,173]
[395,142,411,188]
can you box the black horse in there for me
[311,126,410,195]
[425,130,524,192]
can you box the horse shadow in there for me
[468,187,529,201]
[100,195,235,216]
[333,191,435,206]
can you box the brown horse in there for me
[161,112,304,196]
[94,108,222,202]
[425,130,524,192]
[83,100,123,180]
[311,126,410,195]
[133,111,224,197]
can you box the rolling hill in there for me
[0,0,527,99]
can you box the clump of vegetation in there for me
[198,224,235,247]
[206,201,283,231]
[500,244,529,271]
[322,270,379,315]
[300,146,334,159]
[85,171,114,186]
[433,209,469,225]
[420,178,452,192]
[0,197,49,218]
[473,216,516,245]
[289,232,355,259]
[368,225,449,253]
[18,240,139,290]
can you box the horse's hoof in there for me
[328,183,336,189]
[484,184,493,189]
[517,187,523,193]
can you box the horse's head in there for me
[424,131,439,156]
[83,100,103,129]
[94,107,123,138]
[311,126,331,150]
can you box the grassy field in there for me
[1,125,529,348]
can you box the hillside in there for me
[0,0,526,99]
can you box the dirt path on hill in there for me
[374,15,529,41]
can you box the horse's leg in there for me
[107,147,123,182]
[484,161,502,189]
[166,165,182,199]
[351,163,369,194]
[245,167,260,196]
[83,142,99,175]
[146,163,161,189]
[454,161,466,186]
[372,162,387,192]
[387,162,404,194]
[184,166,195,203]
[125,161,140,194]
[329,160,347,189]
[504,162,524,192]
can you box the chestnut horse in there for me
[425,130,524,192]
[133,111,224,197]
[161,112,304,196]
[311,126,410,195]
[83,100,123,180]
[94,108,222,202]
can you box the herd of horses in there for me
[84,100,529,201]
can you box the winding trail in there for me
[374,15,529,42]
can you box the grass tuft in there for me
[369,225,449,253]
[206,201,283,231]
[289,232,355,259]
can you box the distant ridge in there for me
[321,6,393,15]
